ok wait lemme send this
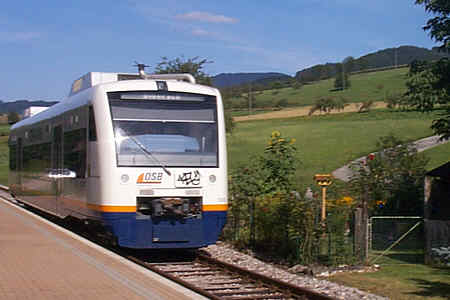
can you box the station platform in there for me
[0,191,205,300]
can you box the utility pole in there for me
[342,63,345,90]
[248,84,252,115]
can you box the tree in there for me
[358,100,375,113]
[357,57,369,71]
[343,56,355,73]
[291,81,303,90]
[416,0,450,49]
[404,60,447,111]
[409,0,450,139]
[241,84,255,114]
[334,63,351,90]
[309,97,335,115]
[155,56,213,85]
[8,111,20,124]
[270,81,283,90]
[156,56,235,134]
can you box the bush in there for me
[358,100,374,113]
[349,134,429,216]
[276,98,289,108]
[226,131,357,265]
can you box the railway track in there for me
[125,251,336,300]
[0,187,336,300]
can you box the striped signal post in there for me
[314,174,333,222]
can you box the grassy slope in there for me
[228,109,449,188]
[423,142,450,171]
[232,67,408,109]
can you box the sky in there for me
[0,0,438,101]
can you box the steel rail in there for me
[196,253,336,300]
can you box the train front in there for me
[95,86,227,248]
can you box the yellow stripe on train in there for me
[202,204,228,211]
[87,204,228,212]
[87,204,137,213]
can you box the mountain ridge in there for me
[212,72,291,88]
[295,45,449,83]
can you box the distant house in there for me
[23,106,50,119]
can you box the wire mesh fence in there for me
[368,216,424,265]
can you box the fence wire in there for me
[368,216,424,265]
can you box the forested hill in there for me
[212,72,291,88]
[295,45,450,83]
[0,100,58,114]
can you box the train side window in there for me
[64,129,87,178]
[9,145,16,171]
[89,106,97,141]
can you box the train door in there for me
[51,125,63,214]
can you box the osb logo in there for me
[137,172,163,184]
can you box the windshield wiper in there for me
[126,135,172,176]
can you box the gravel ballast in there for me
[203,242,388,300]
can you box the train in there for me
[8,68,228,249]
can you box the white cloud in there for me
[0,31,41,42]
[176,11,238,24]
[191,28,213,37]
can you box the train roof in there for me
[69,72,208,97]
[69,72,141,96]
[11,72,219,131]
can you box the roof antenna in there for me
[133,61,150,78]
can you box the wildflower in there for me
[271,130,280,138]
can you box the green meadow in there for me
[228,109,449,188]
[231,67,409,109]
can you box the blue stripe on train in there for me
[101,211,227,248]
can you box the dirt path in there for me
[332,135,449,182]
[234,101,387,122]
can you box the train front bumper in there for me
[101,211,227,249]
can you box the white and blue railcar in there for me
[8,71,228,248]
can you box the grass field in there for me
[231,67,409,110]
[228,109,449,188]
[330,257,450,300]
[423,141,450,170]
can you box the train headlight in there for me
[209,175,216,183]
[121,174,130,183]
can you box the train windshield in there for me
[108,91,218,167]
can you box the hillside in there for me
[0,100,57,115]
[228,110,445,186]
[228,67,409,110]
[295,45,449,83]
[212,72,291,88]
